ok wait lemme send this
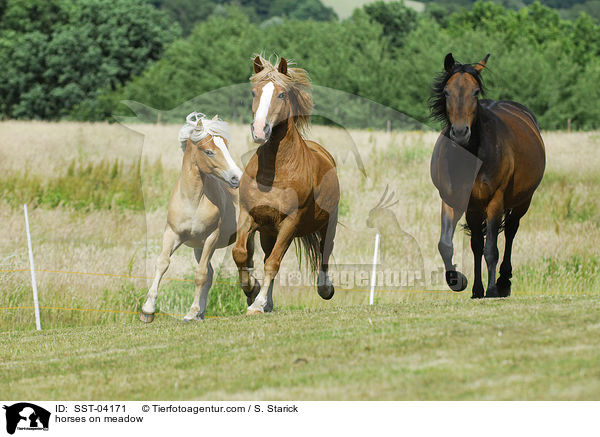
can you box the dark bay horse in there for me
[430,53,545,298]
[233,56,340,314]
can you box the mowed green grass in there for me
[2,293,599,400]
[1,122,598,400]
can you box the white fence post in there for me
[24,204,41,330]
[369,233,380,306]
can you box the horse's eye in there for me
[474,89,481,97]
[278,92,286,99]
[443,89,450,97]
[251,90,256,98]
[204,149,216,157]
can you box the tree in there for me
[364,1,418,48]
[0,0,180,119]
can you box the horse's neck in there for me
[179,151,206,204]
[271,120,306,160]
[467,102,493,156]
[257,120,308,184]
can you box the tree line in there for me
[1,0,599,130]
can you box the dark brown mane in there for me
[250,55,313,133]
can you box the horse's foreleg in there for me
[233,208,260,305]
[184,231,219,322]
[438,201,467,291]
[140,226,182,323]
[259,233,277,312]
[484,193,504,298]
[317,208,338,300]
[466,210,485,299]
[247,220,296,315]
[497,200,530,297]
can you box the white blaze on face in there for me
[213,136,242,181]
[253,81,274,137]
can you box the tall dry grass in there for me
[0,120,598,330]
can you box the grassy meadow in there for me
[0,121,599,399]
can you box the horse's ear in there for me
[212,114,218,120]
[444,53,455,73]
[253,56,264,74]
[474,53,490,73]
[278,57,288,75]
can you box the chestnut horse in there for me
[233,56,340,314]
[430,53,545,298]
[140,112,242,322]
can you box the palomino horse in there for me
[430,53,545,298]
[233,56,340,314]
[140,112,242,322]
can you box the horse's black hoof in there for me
[446,270,468,292]
[318,284,335,300]
[471,284,484,299]
[485,285,499,298]
[496,276,512,297]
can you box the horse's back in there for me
[305,140,336,168]
[482,100,544,151]
[482,99,539,129]
[483,99,546,203]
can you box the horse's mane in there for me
[178,112,230,152]
[250,55,313,133]
[429,62,486,128]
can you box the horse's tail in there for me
[295,232,322,276]
[461,211,507,236]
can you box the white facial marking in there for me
[213,136,242,178]
[255,81,274,127]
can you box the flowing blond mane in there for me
[250,55,313,133]
[178,112,230,152]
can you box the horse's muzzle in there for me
[251,122,272,144]
[450,125,471,146]
[229,175,240,188]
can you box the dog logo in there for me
[3,403,50,434]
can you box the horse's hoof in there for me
[496,277,511,297]
[317,284,335,300]
[485,285,499,298]
[246,308,264,316]
[245,281,261,306]
[446,270,468,292]
[183,312,203,322]
[139,311,154,323]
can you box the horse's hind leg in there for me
[233,208,260,306]
[259,233,277,312]
[184,230,219,322]
[438,201,468,291]
[183,262,213,322]
[317,208,337,300]
[140,226,182,323]
[466,210,485,298]
[497,200,531,297]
